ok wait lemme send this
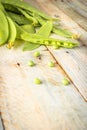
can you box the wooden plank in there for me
[51,0,87,31]
[33,0,87,100]
[0,46,87,130]
[0,117,4,130]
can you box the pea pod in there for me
[22,24,40,51]
[15,22,27,39]
[3,4,21,14]
[6,16,16,48]
[35,15,76,39]
[23,21,53,51]
[53,27,73,38]
[1,0,52,20]
[7,12,32,25]
[21,33,79,48]
[0,3,5,11]
[0,8,9,45]
[37,21,53,37]
[17,8,38,25]
[35,15,46,25]
[23,43,40,51]
[21,24,36,33]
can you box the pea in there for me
[48,61,55,67]
[28,60,35,66]
[44,41,50,45]
[34,78,42,85]
[34,51,40,57]
[62,78,70,85]
[53,44,59,49]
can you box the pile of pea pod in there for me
[0,0,79,50]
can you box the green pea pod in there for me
[1,0,52,20]
[17,8,38,25]
[61,42,78,48]
[6,16,16,48]
[7,12,32,25]
[3,4,21,14]
[53,27,73,38]
[35,15,46,25]
[21,24,36,33]
[0,3,5,11]
[21,33,79,48]
[14,19,39,51]
[37,21,53,38]
[15,23,40,39]
[23,21,53,51]
[23,42,40,51]
[15,23,27,39]
[22,24,40,51]
[0,9,9,46]
[35,15,74,39]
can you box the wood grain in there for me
[51,0,87,31]
[0,0,87,130]
[0,117,4,130]
[33,0,87,100]
[0,46,87,130]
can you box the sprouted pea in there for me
[62,78,70,85]
[28,60,35,66]
[34,78,42,84]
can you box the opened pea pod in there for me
[0,0,80,50]
[21,33,79,49]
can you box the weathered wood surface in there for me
[0,116,4,130]
[0,0,87,130]
[52,0,87,31]
[0,46,87,130]
[34,0,87,100]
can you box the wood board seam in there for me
[0,115,5,130]
[46,47,87,102]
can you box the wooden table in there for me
[0,0,87,130]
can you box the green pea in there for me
[53,44,59,49]
[44,41,49,45]
[48,61,55,67]
[34,51,40,57]
[28,60,35,66]
[34,78,42,85]
[64,42,69,46]
[62,78,70,85]
[51,41,56,45]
